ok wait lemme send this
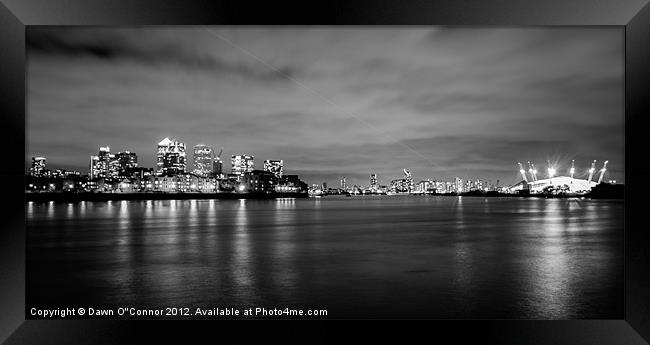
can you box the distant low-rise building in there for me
[153,175,179,193]
[417,179,435,193]
[119,167,153,180]
[389,179,409,193]
[276,174,308,193]
[117,178,135,193]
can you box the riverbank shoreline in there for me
[25,192,309,203]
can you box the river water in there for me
[26,196,623,319]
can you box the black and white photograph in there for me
[25,26,625,319]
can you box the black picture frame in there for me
[1,0,649,343]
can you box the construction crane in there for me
[570,160,575,179]
[518,162,528,182]
[597,160,609,184]
[587,160,597,183]
[214,147,224,167]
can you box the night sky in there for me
[26,27,624,186]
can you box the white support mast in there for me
[530,162,538,182]
[547,160,556,181]
[570,159,575,179]
[597,160,609,184]
[518,162,528,182]
[527,161,536,182]
[587,160,597,183]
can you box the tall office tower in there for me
[108,154,120,178]
[403,169,414,192]
[157,137,186,176]
[340,176,346,189]
[192,144,214,177]
[370,173,377,187]
[30,156,46,176]
[213,147,224,175]
[116,151,138,170]
[89,146,112,178]
[231,154,254,176]
[263,159,283,178]
[213,158,223,175]
[455,177,464,193]
[110,150,138,178]
[98,146,111,176]
[89,155,99,178]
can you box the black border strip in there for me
[1,0,649,343]
[625,1,650,341]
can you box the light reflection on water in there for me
[26,196,623,318]
[47,201,54,219]
[273,198,297,302]
[232,199,254,302]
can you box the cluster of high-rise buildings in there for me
[89,147,141,179]
[26,137,307,194]
[28,138,512,196]
[28,156,81,180]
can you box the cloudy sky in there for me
[27,27,624,186]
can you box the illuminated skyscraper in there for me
[370,173,377,187]
[231,154,254,177]
[455,177,463,193]
[30,156,46,176]
[193,144,214,177]
[108,154,120,178]
[157,137,186,176]
[340,177,346,189]
[89,155,99,179]
[403,169,414,192]
[116,151,138,170]
[263,159,283,178]
[111,151,138,178]
[212,148,224,175]
[89,146,111,179]
[213,158,223,175]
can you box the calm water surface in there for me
[27,196,623,318]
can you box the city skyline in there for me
[27,141,615,192]
[27,27,624,186]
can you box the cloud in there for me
[27,27,299,82]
